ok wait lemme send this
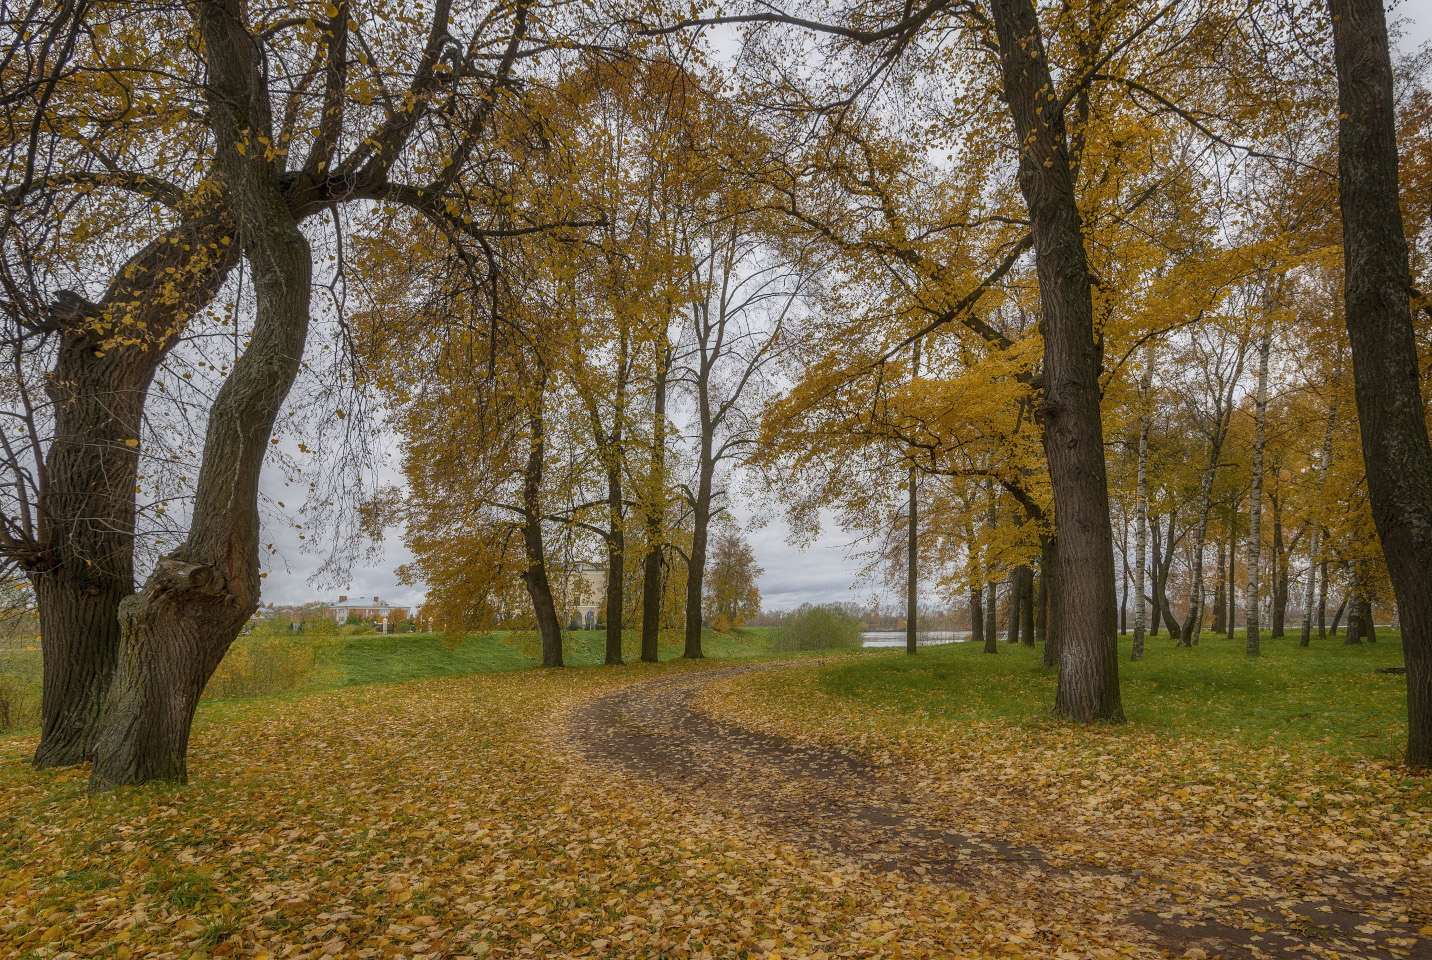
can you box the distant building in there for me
[563,562,605,630]
[325,595,400,622]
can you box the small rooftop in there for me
[327,595,397,607]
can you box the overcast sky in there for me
[252,4,1429,614]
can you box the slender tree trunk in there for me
[88,0,313,789]
[1181,445,1224,648]
[604,467,624,666]
[1034,564,1047,643]
[1300,555,1319,647]
[907,341,920,655]
[984,576,998,654]
[1132,365,1150,660]
[1148,516,1163,637]
[1329,0,1432,765]
[1271,497,1286,638]
[683,455,714,659]
[520,400,564,668]
[640,348,669,663]
[1331,594,1348,637]
[1227,509,1238,635]
[1009,569,1024,643]
[990,0,1121,720]
[1318,557,1330,639]
[1040,538,1060,667]
[970,584,984,646]
[1347,581,1365,645]
[1363,599,1378,643]
[1246,319,1273,656]
[1119,558,1128,636]
[1303,405,1338,646]
[1211,536,1227,634]
[906,466,918,656]
[1019,565,1035,646]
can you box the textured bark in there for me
[990,0,1120,719]
[88,0,312,789]
[1330,0,1432,766]
[29,197,237,769]
[1330,594,1347,637]
[1246,323,1273,656]
[640,350,669,664]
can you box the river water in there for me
[861,630,971,648]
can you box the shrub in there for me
[773,605,864,652]
[205,635,333,700]
[0,673,35,731]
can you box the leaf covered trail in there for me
[598,663,1431,960]
[0,659,1428,959]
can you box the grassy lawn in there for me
[0,626,786,735]
[811,630,1410,760]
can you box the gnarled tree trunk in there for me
[30,197,237,769]
[88,0,314,789]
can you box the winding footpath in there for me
[568,663,1431,960]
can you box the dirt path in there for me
[569,663,1431,960]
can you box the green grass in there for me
[813,630,1411,759]
[334,632,536,686]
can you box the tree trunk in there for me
[1246,321,1273,656]
[683,455,714,659]
[1019,566,1035,646]
[1211,536,1227,634]
[1331,594,1347,637]
[1131,366,1150,660]
[640,348,670,664]
[1300,553,1319,647]
[983,575,998,654]
[990,0,1120,720]
[1317,557,1329,639]
[89,0,312,789]
[1303,405,1338,647]
[1362,599,1378,643]
[1271,496,1286,638]
[906,464,919,656]
[520,402,563,669]
[1034,564,1047,642]
[1226,509,1238,635]
[1008,569,1024,643]
[1040,538,1060,667]
[970,584,984,646]
[1179,466,1213,647]
[1329,0,1432,766]
[603,458,624,666]
[1347,584,1364,645]
[30,196,237,769]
